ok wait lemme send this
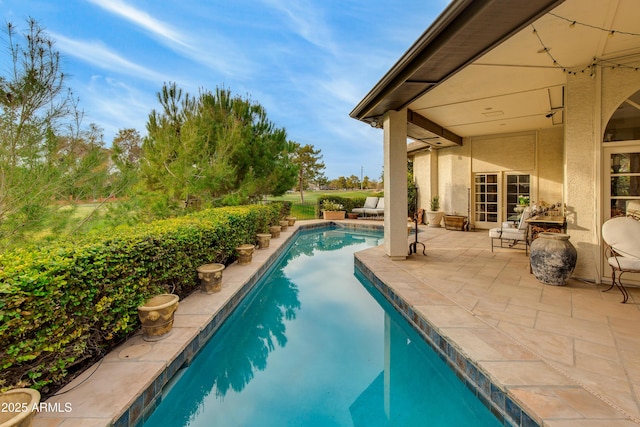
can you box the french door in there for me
[474,172,531,229]
[474,173,499,229]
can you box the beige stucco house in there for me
[351,0,640,285]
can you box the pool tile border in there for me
[354,256,538,427]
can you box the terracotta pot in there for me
[286,216,297,226]
[137,294,179,341]
[0,388,40,427]
[269,225,281,239]
[256,233,271,249]
[279,220,289,231]
[323,210,345,220]
[236,244,255,265]
[197,263,225,293]
[530,233,577,286]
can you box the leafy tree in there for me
[346,175,360,190]
[142,84,297,208]
[290,142,325,202]
[0,19,107,245]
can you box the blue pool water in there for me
[143,227,501,427]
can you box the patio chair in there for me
[601,215,640,303]
[352,197,378,218]
[364,197,384,218]
[489,208,531,254]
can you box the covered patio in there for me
[357,226,640,425]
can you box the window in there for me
[604,91,640,142]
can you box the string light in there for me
[530,12,640,76]
[549,12,640,37]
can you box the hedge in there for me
[0,203,283,393]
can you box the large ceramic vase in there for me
[256,233,271,249]
[279,220,289,232]
[137,294,180,341]
[269,225,281,239]
[0,388,40,427]
[236,244,255,265]
[286,216,297,226]
[530,233,577,286]
[197,263,225,293]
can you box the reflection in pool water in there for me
[144,228,500,427]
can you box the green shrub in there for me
[0,203,283,393]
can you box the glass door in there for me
[505,174,530,219]
[474,173,499,229]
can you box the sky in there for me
[2,0,449,179]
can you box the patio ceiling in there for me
[351,0,640,149]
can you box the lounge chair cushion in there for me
[364,198,384,216]
[489,228,526,240]
[352,197,379,214]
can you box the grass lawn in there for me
[268,189,380,203]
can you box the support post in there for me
[383,109,408,260]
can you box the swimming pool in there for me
[143,227,501,426]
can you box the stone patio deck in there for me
[355,225,640,426]
[32,220,640,426]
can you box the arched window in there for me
[604,90,640,142]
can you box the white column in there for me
[383,109,408,260]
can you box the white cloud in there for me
[259,0,338,54]
[86,0,254,78]
[87,0,191,48]
[52,32,169,83]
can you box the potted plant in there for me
[235,244,256,265]
[137,294,180,341]
[197,263,225,293]
[269,224,282,238]
[514,195,530,213]
[321,200,345,220]
[425,196,444,227]
[256,233,271,249]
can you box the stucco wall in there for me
[415,131,564,227]
[438,142,472,215]
[537,127,564,206]
[413,151,434,212]
[415,131,564,226]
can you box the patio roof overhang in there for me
[350,0,565,147]
[351,0,640,148]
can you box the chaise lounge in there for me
[352,196,379,218]
[364,197,384,218]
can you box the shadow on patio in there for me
[356,225,640,426]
